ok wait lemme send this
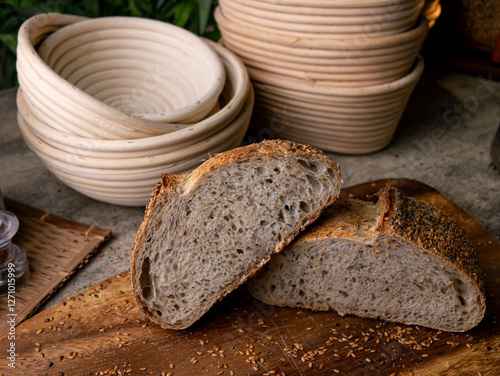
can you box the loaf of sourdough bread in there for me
[247,187,486,332]
[131,140,342,329]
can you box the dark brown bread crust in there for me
[189,139,339,189]
[378,187,485,296]
[130,139,342,328]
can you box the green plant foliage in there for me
[0,0,220,89]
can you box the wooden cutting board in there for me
[2,179,499,376]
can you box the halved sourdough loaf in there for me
[247,187,486,332]
[131,140,342,329]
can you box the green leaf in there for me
[0,34,17,55]
[128,0,143,17]
[173,2,194,28]
[198,0,212,34]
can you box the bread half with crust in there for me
[131,140,342,329]
[247,187,486,332]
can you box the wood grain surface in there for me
[1,179,499,376]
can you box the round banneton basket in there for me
[17,14,226,139]
[19,37,251,157]
[18,88,254,206]
[16,13,253,206]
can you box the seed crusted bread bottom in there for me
[247,187,486,332]
[131,140,342,329]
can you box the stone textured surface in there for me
[0,70,499,312]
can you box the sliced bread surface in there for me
[131,140,342,329]
[247,187,486,332]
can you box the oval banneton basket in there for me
[252,57,424,155]
[16,13,253,206]
[219,0,424,38]
[215,0,438,154]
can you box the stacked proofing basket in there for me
[216,0,441,154]
[16,13,253,206]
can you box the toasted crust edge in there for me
[130,139,342,329]
[377,186,486,330]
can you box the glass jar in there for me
[0,211,30,297]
